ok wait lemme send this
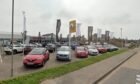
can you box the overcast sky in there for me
[0,0,140,39]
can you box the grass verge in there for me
[0,49,127,84]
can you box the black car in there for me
[46,43,56,53]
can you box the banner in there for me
[88,26,93,43]
[69,20,76,33]
[97,28,102,38]
[22,11,27,42]
[109,32,114,39]
[56,19,61,42]
[105,30,110,42]
[76,23,81,37]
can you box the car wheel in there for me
[23,64,28,68]
[47,56,49,60]
[13,50,17,54]
[68,59,71,61]
[41,61,45,67]
[5,51,11,55]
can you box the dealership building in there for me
[0,32,23,45]
[0,32,56,45]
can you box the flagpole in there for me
[22,11,26,56]
[11,0,14,77]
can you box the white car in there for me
[87,45,99,56]
[4,44,23,55]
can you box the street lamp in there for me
[11,0,14,77]
[121,28,123,48]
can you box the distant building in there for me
[0,32,23,45]
[29,33,56,43]
[0,32,57,45]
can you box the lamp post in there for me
[11,0,14,77]
[121,28,123,48]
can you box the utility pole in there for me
[121,28,123,48]
[11,0,14,77]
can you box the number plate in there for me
[27,62,34,65]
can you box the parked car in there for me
[75,46,88,58]
[46,43,56,53]
[71,43,79,50]
[86,45,99,56]
[103,45,119,52]
[95,45,107,53]
[23,48,49,67]
[23,45,32,55]
[4,44,23,55]
[56,46,71,61]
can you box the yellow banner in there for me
[69,20,76,33]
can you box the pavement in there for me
[41,48,138,84]
[99,48,140,84]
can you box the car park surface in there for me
[0,49,79,80]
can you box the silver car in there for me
[56,46,71,61]
[87,45,99,56]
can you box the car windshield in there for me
[58,47,70,51]
[87,46,96,49]
[29,48,45,55]
[77,47,85,51]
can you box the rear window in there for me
[29,48,46,55]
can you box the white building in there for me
[0,31,23,45]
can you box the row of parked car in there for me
[23,44,119,67]
[3,43,56,55]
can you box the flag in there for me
[76,23,81,36]
[56,19,61,34]
[69,20,76,33]
[105,30,110,42]
[88,26,93,43]
[109,32,114,39]
[56,19,61,42]
[97,29,102,38]
[22,11,27,41]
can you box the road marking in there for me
[136,74,140,84]
[0,54,3,63]
[137,75,140,78]
[136,78,140,81]
[136,83,140,84]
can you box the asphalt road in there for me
[99,48,140,84]
[0,51,81,80]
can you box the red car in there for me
[96,45,107,53]
[23,48,49,67]
[75,46,88,58]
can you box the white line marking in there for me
[137,75,140,78]
[136,78,140,82]
[136,83,140,84]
